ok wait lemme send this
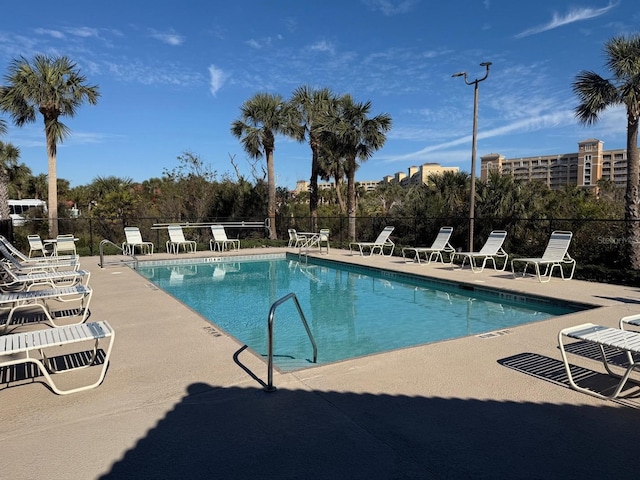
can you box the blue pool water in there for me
[136,256,582,370]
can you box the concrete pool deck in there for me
[2,247,640,479]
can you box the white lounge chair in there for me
[122,227,154,255]
[0,235,78,266]
[402,226,455,264]
[0,262,90,292]
[452,230,508,273]
[0,321,114,395]
[620,313,640,335]
[350,226,395,256]
[558,322,640,400]
[27,235,51,257]
[511,230,576,282]
[0,284,93,333]
[209,225,240,252]
[166,225,197,254]
[0,240,79,273]
[287,229,308,248]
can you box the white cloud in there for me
[66,27,100,38]
[309,40,335,54]
[34,28,65,39]
[149,30,184,46]
[209,65,226,96]
[515,2,619,38]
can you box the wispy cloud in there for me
[309,40,335,54]
[105,60,201,86]
[209,65,226,96]
[245,35,283,49]
[361,0,419,16]
[149,29,184,46]
[384,110,576,163]
[66,27,100,38]
[34,28,65,39]
[515,2,618,38]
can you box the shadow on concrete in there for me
[499,351,640,407]
[98,380,640,479]
[593,295,640,304]
[0,349,108,393]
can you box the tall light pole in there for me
[452,61,491,252]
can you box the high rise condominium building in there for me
[480,139,627,190]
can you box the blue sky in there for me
[0,0,637,190]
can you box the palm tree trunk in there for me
[625,117,640,268]
[309,147,319,232]
[266,150,277,240]
[0,168,9,220]
[47,151,58,238]
[335,176,346,213]
[346,165,357,242]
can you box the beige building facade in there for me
[294,162,459,194]
[480,139,627,190]
[382,163,460,187]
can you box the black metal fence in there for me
[6,214,636,283]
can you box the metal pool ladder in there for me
[99,239,138,269]
[265,292,317,392]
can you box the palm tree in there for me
[0,140,21,219]
[321,94,391,241]
[231,93,300,240]
[318,139,347,213]
[0,54,100,237]
[290,86,335,231]
[573,34,640,268]
[7,161,32,200]
[428,170,470,216]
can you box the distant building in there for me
[383,163,460,187]
[294,162,460,194]
[295,179,380,194]
[480,139,627,190]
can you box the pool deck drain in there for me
[1,247,640,479]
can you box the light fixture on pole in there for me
[452,61,491,252]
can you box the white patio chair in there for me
[287,229,308,248]
[349,226,395,256]
[452,230,508,273]
[54,234,77,256]
[123,227,154,255]
[511,231,575,282]
[319,228,330,254]
[166,225,197,254]
[209,225,240,252]
[402,226,455,264]
[27,234,51,257]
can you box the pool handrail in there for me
[266,292,317,392]
[99,238,138,269]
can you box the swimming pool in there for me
[136,255,584,371]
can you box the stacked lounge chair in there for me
[0,235,114,395]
